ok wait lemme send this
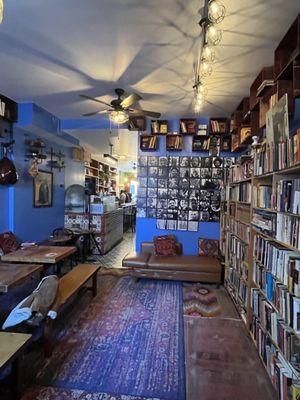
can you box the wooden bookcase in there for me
[221,152,300,398]
[85,159,118,195]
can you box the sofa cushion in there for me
[153,235,176,256]
[141,241,183,255]
[122,252,150,268]
[147,255,221,273]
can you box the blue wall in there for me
[135,117,235,255]
[0,103,84,243]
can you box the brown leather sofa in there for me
[122,241,222,283]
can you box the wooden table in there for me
[1,245,76,264]
[0,332,32,399]
[0,263,43,293]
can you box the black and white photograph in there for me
[169,167,179,178]
[137,198,147,208]
[188,221,198,232]
[167,220,177,230]
[212,168,223,179]
[179,189,189,198]
[136,208,146,218]
[169,156,179,167]
[180,156,189,167]
[148,156,159,166]
[158,189,168,198]
[189,198,199,211]
[199,211,210,222]
[148,166,158,177]
[199,200,210,211]
[158,167,168,178]
[190,168,200,178]
[189,210,199,221]
[148,178,158,188]
[147,197,157,208]
[180,167,190,179]
[156,219,167,230]
[138,187,147,197]
[212,157,223,168]
[177,220,188,231]
[168,198,178,209]
[178,198,189,211]
[138,156,148,166]
[147,188,157,198]
[157,209,168,219]
[168,189,178,198]
[201,157,212,168]
[157,198,168,208]
[158,178,167,188]
[178,210,188,220]
[168,178,179,188]
[190,157,200,167]
[137,166,148,177]
[200,168,211,179]
[189,190,199,200]
[138,177,147,187]
[159,156,168,166]
[190,178,200,189]
[147,208,157,218]
[181,178,190,189]
[167,211,177,220]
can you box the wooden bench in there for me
[44,263,100,355]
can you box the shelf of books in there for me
[221,143,300,398]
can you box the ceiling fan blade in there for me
[79,94,112,108]
[82,110,109,117]
[121,93,142,108]
[130,109,161,118]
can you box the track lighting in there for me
[206,24,222,46]
[208,0,226,24]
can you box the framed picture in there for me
[33,170,53,208]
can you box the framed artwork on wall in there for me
[33,170,53,208]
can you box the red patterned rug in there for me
[183,283,221,317]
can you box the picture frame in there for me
[33,170,53,208]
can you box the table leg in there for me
[11,356,22,400]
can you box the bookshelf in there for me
[221,152,300,398]
[85,158,118,195]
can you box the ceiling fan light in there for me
[208,0,226,24]
[202,45,215,64]
[206,24,222,46]
[109,110,129,124]
[0,0,3,24]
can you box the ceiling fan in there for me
[79,88,161,124]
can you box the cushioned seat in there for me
[147,254,221,273]
[122,252,150,268]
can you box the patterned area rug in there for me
[34,278,185,400]
[22,386,160,400]
[183,283,221,317]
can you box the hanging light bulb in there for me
[208,0,226,24]
[194,103,201,114]
[197,83,208,98]
[206,24,222,46]
[0,0,3,24]
[200,61,213,78]
[202,45,215,64]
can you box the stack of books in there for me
[275,179,300,214]
[253,185,273,209]
[229,182,252,202]
[252,209,277,236]
[276,214,300,250]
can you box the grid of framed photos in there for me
[137,155,235,232]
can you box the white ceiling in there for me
[0,0,299,120]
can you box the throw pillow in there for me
[0,231,20,254]
[154,235,177,256]
[198,239,219,257]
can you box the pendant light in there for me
[200,61,213,78]
[202,45,215,64]
[206,24,222,46]
[208,0,226,24]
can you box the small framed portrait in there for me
[201,157,212,168]
[189,210,199,221]
[137,166,148,177]
[169,156,179,167]
[137,198,147,208]
[200,168,211,179]
[147,208,157,218]
[224,157,234,168]
[199,211,210,222]
[139,177,147,187]
[189,198,199,211]
[167,211,178,220]
[210,211,220,221]
[158,189,168,199]
[180,168,190,179]
[156,219,167,230]
[201,179,215,190]
[190,168,200,178]
[178,198,189,211]
[167,220,177,230]
[212,168,223,179]
[148,178,158,188]
[158,178,167,188]
[199,201,210,211]
[190,178,200,189]
[190,157,200,167]
[138,156,148,166]
[188,221,198,232]
[212,157,223,168]
[169,167,179,179]
[158,167,168,178]
[199,190,211,201]
[178,210,188,220]
[168,198,178,209]
[148,156,158,166]
[168,189,178,198]
[181,178,189,189]
[147,188,157,198]
[148,166,158,177]
[136,208,146,218]
[157,198,168,208]
[147,198,157,208]
[189,189,199,200]
[211,179,222,190]
[159,156,168,167]
[33,170,53,208]
[179,189,189,198]
[168,178,178,188]
[137,187,147,197]
[177,220,188,231]
[180,156,189,167]
[157,209,168,219]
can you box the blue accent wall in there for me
[135,117,236,255]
